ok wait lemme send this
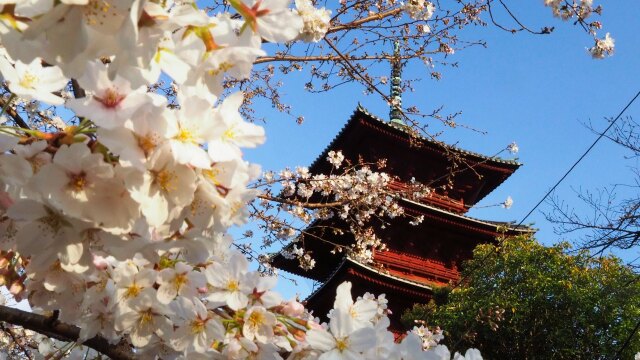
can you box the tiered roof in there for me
[272,194,533,284]
[307,105,521,212]
[272,105,532,327]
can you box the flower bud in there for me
[0,191,13,210]
[92,254,109,270]
[282,299,305,317]
[9,278,24,295]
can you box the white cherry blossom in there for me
[170,297,225,354]
[114,289,174,348]
[295,0,331,42]
[306,308,376,360]
[242,305,276,343]
[67,61,154,130]
[32,143,114,221]
[204,251,252,310]
[165,94,217,169]
[331,281,378,332]
[156,262,206,304]
[0,56,67,104]
[125,147,197,227]
[208,92,265,162]
[229,0,303,43]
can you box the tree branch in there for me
[0,95,30,129]
[0,323,31,359]
[327,8,403,33]
[253,53,423,64]
[257,193,347,209]
[0,305,135,360]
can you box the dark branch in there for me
[0,305,135,360]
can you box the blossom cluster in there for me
[589,33,615,59]
[0,0,480,358]
[9,281,483,360]
[544,0,596,21]
[296,0,332,43]
[543,0,614,58]
[402,0,436,21]
[304,282,481,360]
[256,152,429,270]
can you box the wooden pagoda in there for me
[271,47,532,332]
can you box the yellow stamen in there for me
[208,62,234,77]
[172,273,188,291]
[336,338,348,352]
[19,72,38,90]
[176,128,196,143]
[137,134,158,156]
[69,172,87,192]
[222,127,236,141]
[190,318,206,334]
[202,168,220,185]
[124,284,141,299]
[154,169,176,192]
[247,310,265,328]
[139,309,154,325]
[226,280,239,292]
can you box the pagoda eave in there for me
[307,105,521,208]
[304,257,433,331]
[271,199,534,283]
[400,198,534,238]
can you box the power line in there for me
[517,89,640,227]
[518,89,640,359]
[430,89,640,358]
[453,89,640,291]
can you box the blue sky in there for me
[241,1,640,299]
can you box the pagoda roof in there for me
[270,201,533,282]
[302,256,434,328]
[312,104,522,167]
[308,105,522,208]
[304,256,433,302]
[356,104,520,166]
[400,198,535,235]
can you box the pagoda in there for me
[271,44,532,332]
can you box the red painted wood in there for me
[388,180,466,214]
[373,250,459,284]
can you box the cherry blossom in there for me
[590,32,615,59]
[403,0,436,21]
[332,282,378,332]
[67,61,153,130]
[170,297,224,354]
[125,147,197,227]
[156,262,206,304]
[114,289,173,348]
[295,0,331,42]
[165,94,217,169]
[242,305,276,342]
[229,0,304,43]
[208,91,265,162]
[0,0,497,358]
[306,307,377,359]
[204,252,252,310]
[0,56,67,105]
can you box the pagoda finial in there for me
[389,41,405,127]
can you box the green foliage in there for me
[402,236,640,359]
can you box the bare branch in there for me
[327,8,403,33]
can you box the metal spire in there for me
[389,41,405,127]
